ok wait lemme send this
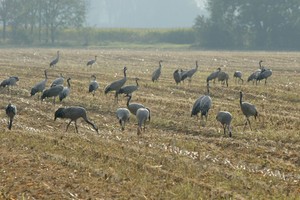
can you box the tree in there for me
[0,0,15,40]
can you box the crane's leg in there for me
[223,124,226,135]
[66,120,73,132]
[241,78,244,84]
[228,125,232,137]
[265,78,267,85]
[74,120,78,133]
[243,119,248,131]
[247,118,252,131]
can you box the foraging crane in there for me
[217,71,229,87]
[173,69,182,85]
[117,77,139,96]
[216,111,232,137]
[30,70,48,98]
[151,60,163,82]
[5,103,17,130]
[89,75,99,96]
[87,55,97,67]
[239,91,258,131]
[104,66,127,102]
[59,78,71,102]
[191,82,212,124]
[126,94,145,115]
[136,107,151,136]
[54,106,98,134]
[50,50,60,67]
[50,73,64,87]
[256,67,272,85]
[41,84,64,104]
[180,61,199,83]
[207,68,221,83]
[116,108,130,131]
[233,71,243,84]
[0,76,19,92]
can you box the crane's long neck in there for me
[67,79,71,88]
[44,70,48,80]
[159,61,162,69]
[124,68,127,77]
[206,83,210,95]
[259,61,262,69]
[195,61,198,70]
[136,79,139,87]
[126,95,131,107]
[240,93,243,106]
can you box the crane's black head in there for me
[54,107,65,120]
[217,67,221,71]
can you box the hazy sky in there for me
[86,0,208,28]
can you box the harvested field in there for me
[0,48,300,199]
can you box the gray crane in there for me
[59,78,71,102]
[136,107,151,136]
[239,91,258,131]
[54,106,98,134]
[50,73,64,87]
[31,70,48,98]
[151,60,163,82]
[173,69,182,85]
[216,111,232,137]
[41,84,64,104]
[117,77,139,96]
[50,50,60,67]
[180,61,199,83]
[126,94,145,115]
[217,71,229,87]
[116,108,130,131]
[191,82,212,124]
[89,75,99,96]
[104,66,127,102]
[5,103,17,130]
[0,76,19,91]
[207,67,221,83]
[247,60,263,84]
[87,55,97,67]
[233,71,243,84]
[256,67,272,85]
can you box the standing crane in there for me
[87,55,97,67]
[151,60,163,82]
[50,51,60,67]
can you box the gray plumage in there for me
[247,60,263,84]
[0,76,19,90]
[54,106,98,134]
[191,82,212,122]
[5,103,17,130]
[50,50,60,67]
[151,60,163,82]
[87,55,97,66]
[136,107,151,135]
[59,78,71,102]
[173,69,182,85]
[216,111,232,137]
[207,67,221,83]
[51,73,64,87]
[239,91,258,131]
[256,67,272,85]
[218,71,229,87]
[233,71,243,84]
[89,75,99,96]
[117,77,139,96]
[41,84,64,104]
[31,70,48,97]
[126,94,145,115]
[104,66,127,101]
[180,61,199,83]
[116,108,130,131]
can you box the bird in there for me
[180,61,199,83]
[50,50,60,67]
[136,107,151,136]
[256,67,272,85]
[104,66,127,102]
[151,60,163,82]
[247,60,263,84]
[126,94,145,115]
[233,71,243,84]
[207,67,221,83]
[117,77,139,96]
[173,69,182,85]
[89,75,99,96]
[239,91,258,131]
[216,111,232,137]
[59,77,71,102]
[217,71,229,87]
[116,108,130,131]
[0,76,19,91]
[30,70,48,98]
[191,82,212,124]
[50,73,64,87]
[41,84,64,104]
[87,55,97,67]
[54,106,98,134]
[5,103,17,130]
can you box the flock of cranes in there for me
[1,51,273,137]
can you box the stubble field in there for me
[0,48,299,199]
